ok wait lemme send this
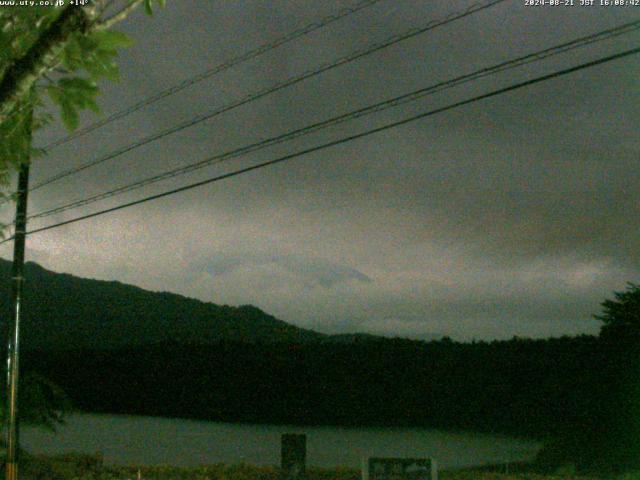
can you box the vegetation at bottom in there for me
[9,453,626,480]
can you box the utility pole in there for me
[5,108,32,480]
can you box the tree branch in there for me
[0,0,139,125]
[0,6,89,124]
[94,0,144,31]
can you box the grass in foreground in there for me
[14,453,633,480]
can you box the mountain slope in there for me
[0,259,324,349]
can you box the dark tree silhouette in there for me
[595,282,640,341]
[586,283,640,472]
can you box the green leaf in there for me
[144,0,153,15]
[75,33,99,54]
[61,35,83,70]
[47,78,100,130]
[58,76,98,94]
[91,30,134,51]
[84,59,120,82]
[46,84,63,104]
[0,102,33,168]
[60,99,79,130]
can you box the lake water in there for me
[21,413,540,470]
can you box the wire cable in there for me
[29,0,508,192]
[2,44,636,245]
[40,0,387,151]
[25,18,640,222]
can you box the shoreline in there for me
[19,453,606,480]
[71,411,544,443]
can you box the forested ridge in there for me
[22,335,629,438]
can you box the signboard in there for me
[366,457,437,480]
[281,434,306,480]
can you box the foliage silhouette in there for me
[595,282,640,341]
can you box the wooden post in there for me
[281,434,306,480]
[5,106,32,480]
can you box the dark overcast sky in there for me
[1,0,638,340]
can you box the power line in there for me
[29,0,508,192]
[40,0,386,151]
[3,44,637,245]
[25,18,640,222]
